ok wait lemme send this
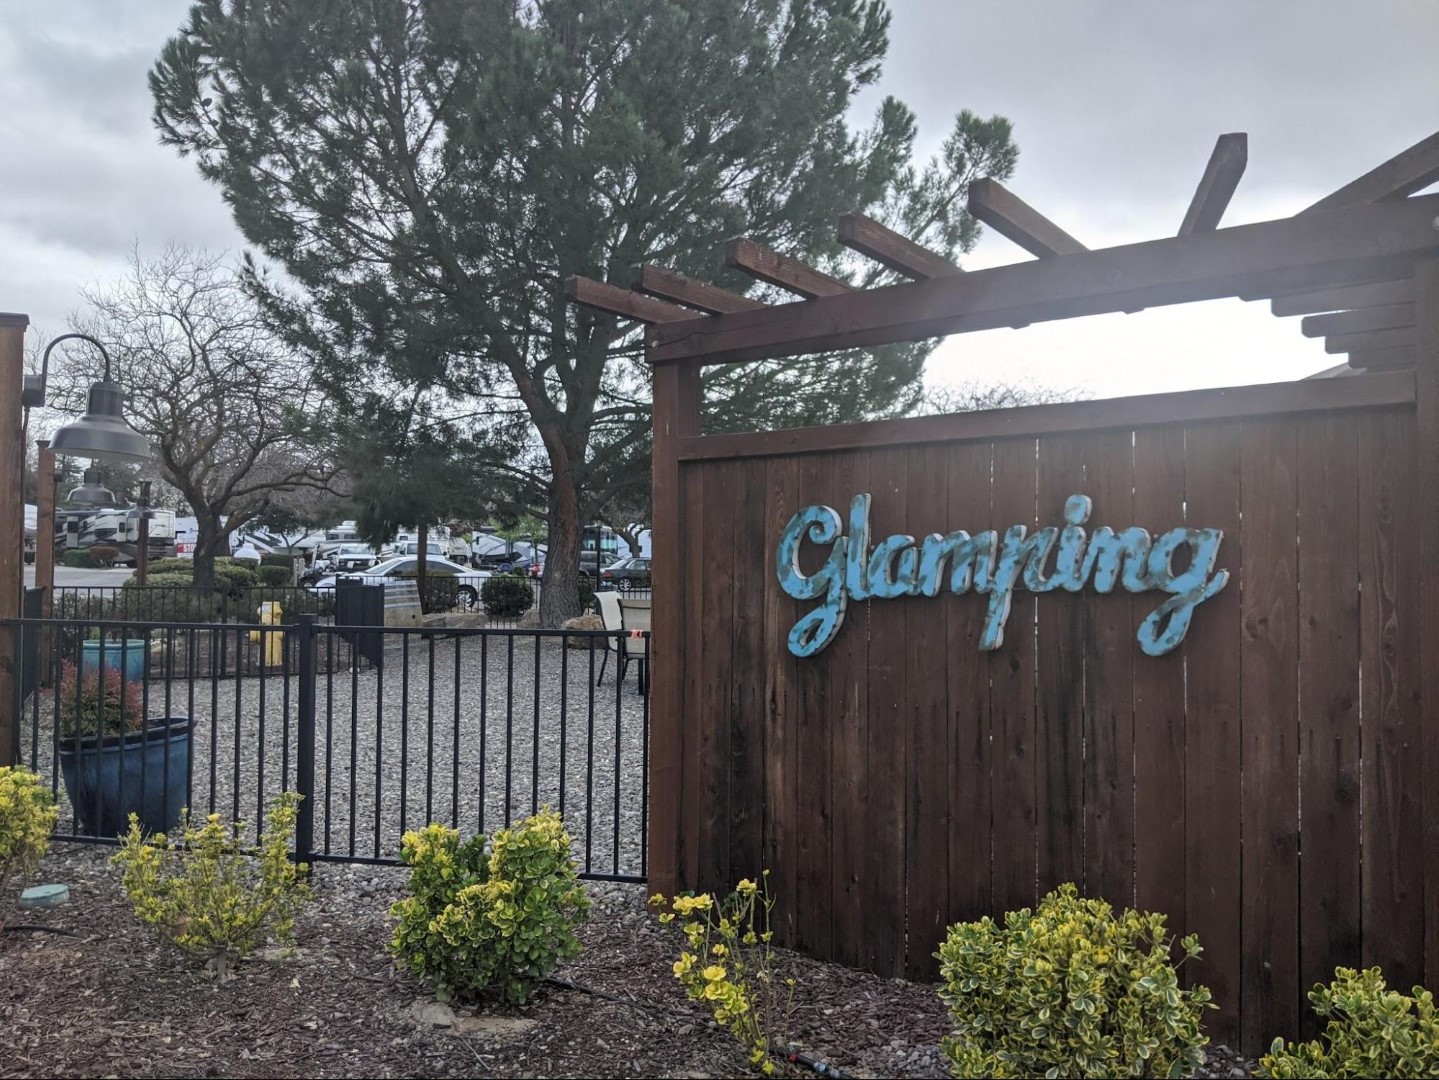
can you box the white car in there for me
[311,555,492,607]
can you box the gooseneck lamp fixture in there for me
[25,333,153,464]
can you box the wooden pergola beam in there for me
[1301,303,1415,338]
[967,178,1087,257]
[631,263,766,315]
[1303,129,1439,214]
[649,193,1439,367]
[724,238,853,298]
[1347,344,1416,371]
[837,212,963,279]
[1271,278,1415,317]
[565,276,699,324]
[1325,326,1415,354]
[1178,133,1248,236]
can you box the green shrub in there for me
[397,569,460,613]
[146,557,196,576]
[54,590,113,621]
[260,554,295,570]
[937,883,1212,1080]
[0,766,59,900]
[1260,967,1439,1079]
[578,575,595,612]
[256,565,293,587]
[389,810,589,1005]
[652,872,793,1075]
[61,549,96,568]
[124,571,195,589]
[481,573,535,618]
[112,793,311,973]
[213,563,259,597]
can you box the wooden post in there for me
[0,313,28,767]
[648,352,701,900]
[137,480,151,585]
[35,441,54,617]
[417,523,428,608]
[1416,255,1439,987]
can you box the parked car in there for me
[599,556,651,590]
[311,555,492,607]
[380,540,446,560]
[318,543,379,574]
[528,550,620,579]
[474,550,534,573]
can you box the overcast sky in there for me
[1,1,1435,400]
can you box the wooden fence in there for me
[652,370,1429,1051]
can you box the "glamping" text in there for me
[775,494,1228,658]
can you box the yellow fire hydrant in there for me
[251,601,284,667]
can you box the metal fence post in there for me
[294,613,317,865]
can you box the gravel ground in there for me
[2,846,1255,1079]
[19,632,648,878]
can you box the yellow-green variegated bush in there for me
[1260,967,1439,1079]
[389,810,589,1005]
[0,766,58,897]
[937,883,1212,1079]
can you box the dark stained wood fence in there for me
[651,370,1432,1053]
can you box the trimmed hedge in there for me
[482,573,535,618]
[260,553,296,570]
[61,550,96,568]
[257,565,293,587]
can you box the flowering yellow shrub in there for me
[651,871,794,1076]
[937,883,1212,1079]
[112,792,310,966]
[389,810,589,1005]
[0,766,58,897]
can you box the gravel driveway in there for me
[21,629,649,880]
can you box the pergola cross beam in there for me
[966,177,1087,257]
[837,212,963,279]
[1178,133,1248,235]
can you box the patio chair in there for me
[596,590,624,685]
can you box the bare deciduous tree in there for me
[50,246,336,590]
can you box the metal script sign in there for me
[776,494,1228,658]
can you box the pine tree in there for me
[151,0,1016,622]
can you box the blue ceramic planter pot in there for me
[57,718,193,838]
[81,639,149,683]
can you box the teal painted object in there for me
[81,639,149,683]
[778,493,1228,659]
[20,884,69,909]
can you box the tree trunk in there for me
[538,471,583,627]
[192,514,224,592]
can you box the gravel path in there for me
[20,631,648,879]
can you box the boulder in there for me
[561,613,604,647]
[422,612,488,630]
[518,610,542,630]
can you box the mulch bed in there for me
[1,844,1253,1079]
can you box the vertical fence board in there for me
[904,442,952,977]
[826,451,869,963]
[864,447,910,973]
[988,436,1039,914]
[1239,417,1301,1051]
[762,455,802,942]
[680,463,707,887]
[946,439,994,927]
[1035,435,1087,897]
[1182,422,1244,1043]
[729,458,770,882]
[794,451,840,960]
[1131,426,1188,927]
[699,462,738,889]
[1358,411,1424,986]
[1297,414,1362,1031]
[1081,431,1136,906]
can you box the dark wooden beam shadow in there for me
[1271,278,1415,317]
[1325,326,1415,354]
[1301,303,1415,338]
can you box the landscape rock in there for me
[409,1000,457,1028]
[422,612,489,629]
[561,613,604,646]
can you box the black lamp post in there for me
[28,333,153,464]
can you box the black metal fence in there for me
[4,612,651,882]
